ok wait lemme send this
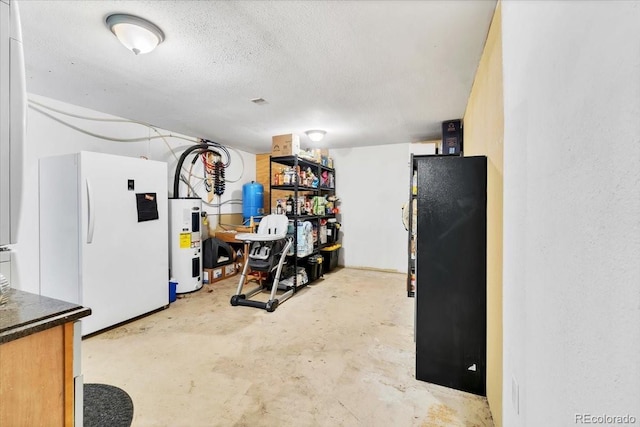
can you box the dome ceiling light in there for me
[305,130,326,142]
[106,13,165,55]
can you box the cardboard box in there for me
[441,119,463,155]
[272,134,300,157]
[203,267,222,284]
[311,148,322,163]
[224,264,236,276]
[204,263,238,284]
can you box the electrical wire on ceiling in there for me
[28,99,196,161]
[178,147,221,200]
[175,150,243,227]
[199,139,227,196]
[199,151,224,197]
[26,98,256,237]
[27,98,245,190]
[200,139,230,167]
[172,142,231,199]
[180,176,241,208]
[194,138,246,184]
[28,98,247,219]
[186,149,223,198]
[220,146,244,183]
[176,147,241,223]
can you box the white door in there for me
[79,152,168,335]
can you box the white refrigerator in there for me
[0,0,26,282]
[39,151,169,336]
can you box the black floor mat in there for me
[84,383,133,427]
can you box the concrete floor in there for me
[82,268,494,427]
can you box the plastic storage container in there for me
[321,244,341,274]
[326,220,341,244]
[305,254,324,282]
[168,280,177,303]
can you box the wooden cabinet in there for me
[0,289,90,426]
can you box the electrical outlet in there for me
[512,376,520,415]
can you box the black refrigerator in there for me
[414,155,487,396]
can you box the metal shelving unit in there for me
[269,155,336,288]
[406,154,418,297]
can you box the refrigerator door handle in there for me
[86,178,95,244]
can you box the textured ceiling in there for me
[17,0,496,153]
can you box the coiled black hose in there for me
[172,143,209,198]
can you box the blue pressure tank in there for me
[242,181,264,222]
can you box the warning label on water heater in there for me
[179,233,191,249]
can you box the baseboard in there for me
[342,265,403,274]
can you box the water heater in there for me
[169,198,203,294]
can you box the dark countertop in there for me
[0,288,91,344]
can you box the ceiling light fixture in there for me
[305,130,326,142]
[106,14,164,55]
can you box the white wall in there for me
[502,2,640,425]
[331,142,435,272]
[13,94,254,294]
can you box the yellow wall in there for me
[463,3,503,426]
